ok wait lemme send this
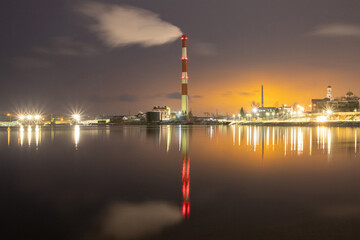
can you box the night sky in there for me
[1,0,360,115]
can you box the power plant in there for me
[181,35,189,116]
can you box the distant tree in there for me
[188,110,194,120]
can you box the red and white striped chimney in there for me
[181,35,189,115]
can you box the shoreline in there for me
[1,121,360,128]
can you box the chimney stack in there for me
[181,35,189,116]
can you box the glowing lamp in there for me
[73,114,81,121]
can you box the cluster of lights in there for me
[18,114,42,121]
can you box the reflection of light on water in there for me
[238,126,241,146]
[179,125,182,151]
[19,126,24,146]
[272,128,275,151]
[266,127,269,146]
[290,128,293,151]
[209,126,213,140]
[297,128,303,155]
[284,128,287,156]
[246,126,249,145]
[355,129,357,154]
[309,129,312,156]
[328,128,331,155]
[322,127,326,151]
[7,127,11,147]
[232,125,235,145]
[74,125,80,150]
[28,126,32,146]
[167,125,171,152]
[253,126,257,151]
[317,126,320,148]
[35,125,40,149]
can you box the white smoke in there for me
[101,202,182,239]
[311,24,360,37]
[79,2,182,47]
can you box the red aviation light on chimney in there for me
[181,35,188,40]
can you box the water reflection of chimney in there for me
[181,127,190,219]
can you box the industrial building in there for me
[327,91,359,112]
[146,106,172,122]
[256,85,277,119]
[312,86,359,113]
[181,35,189,116]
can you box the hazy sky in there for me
[1,0,360,115]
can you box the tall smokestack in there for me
[261,85,264,108]
[181,35,189,116]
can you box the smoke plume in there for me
[79,2,182,47]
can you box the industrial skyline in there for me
[1,0,360,115]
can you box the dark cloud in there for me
[117,94,139,102]
[222,91,232,97]
[192,41,217,56]
[192,95,203,98]
[238,92,254,96]
[311,24,360,37]
[34,36,99,57]
[9,57,52,69]
[166,92,181,99]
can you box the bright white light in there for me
[266,112,270,116]
[316,115,327,122]
[34,115,41,121]
[73,114,81,121]
[27,115,33,120]
[19,115,25,120]
[326,109,333,115]
[297,105,304,112]
[252,108,258,113]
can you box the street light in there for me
[73,114,81,123]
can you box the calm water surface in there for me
[1,125,360,240]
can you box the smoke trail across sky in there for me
[79,2,182,47]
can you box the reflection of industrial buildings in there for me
[312,86,359,113]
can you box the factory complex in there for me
[1,35,360,126]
